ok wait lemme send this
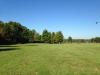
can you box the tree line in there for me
[91,37,100,43]
[65,37,100,43]
[0,21,100,44]
[0,21,64,44]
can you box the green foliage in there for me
[34,32,41,42]
[91,37,100,43]
[0,21,5,39]
[1,20,100,44]
[48,32,52,43]
[4,21,30,43]
[68,36,72,43]
[0,21,31,44]
[54,31,64,43]
[29,29,35,42]
[51,32,55,44]
[42,30,64,44]
[42,29,51,43]
[0,21,64,44]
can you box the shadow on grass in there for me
[0,45,18,47]
[0,43,38,52]
[0,45,20,52]
[0,48,20,52]
[26,44,38,46]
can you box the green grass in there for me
[0,43,100,75]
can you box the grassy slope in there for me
[0,43,100,75]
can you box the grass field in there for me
[0,43,100,75]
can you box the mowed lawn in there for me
[0,43,100,75]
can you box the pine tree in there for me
[54,31,64,43]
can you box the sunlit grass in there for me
[0,43,100,75]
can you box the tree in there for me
[48,32,51,43]
[0,21,4,37]
[0,21,4,36]
[42,29,49,43]
[4,22,15,42]
[91,38,95,43]
[0,20,65,44]
[54,31,64,43]
[68,36,72,43]
[34,32,41,42]
[51,32,55,44]
[4,21,30,43]
[28,30,35,43]
[21,27,30,43]
[0,21,5,42]
[91,37,100,43]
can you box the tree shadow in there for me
[0,45,19,52]
[0,48,20,52]
[0,42,17,45]
[0,45,18,47]
[0,44,38,52]
[26,44,38,46]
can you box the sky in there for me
[0,0,100,39]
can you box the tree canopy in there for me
[1,20,100,44]
[0,21,64,44]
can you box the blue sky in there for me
[0,0,100,39]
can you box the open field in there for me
[0,43,100,75]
